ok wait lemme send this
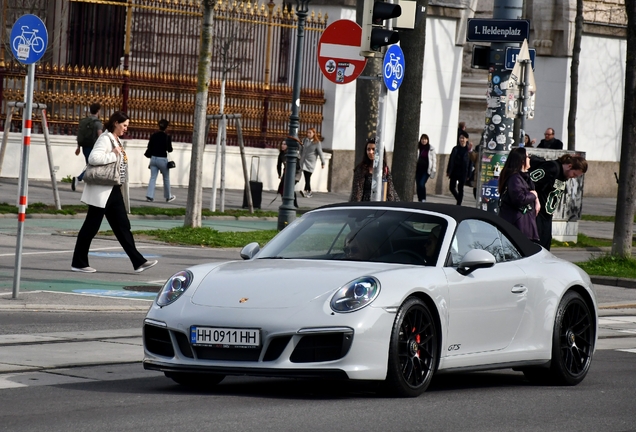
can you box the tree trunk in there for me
[611,0,636,257]
[355,1,381,169]
[566,0,583,150]
[184,1,214,228]
[392,0,429,202]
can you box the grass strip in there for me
[576,254,636,279]
[128,227,279,247]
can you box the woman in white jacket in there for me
[415,133,437,202]
[71,111,158,273]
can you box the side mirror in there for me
[240,242,260,260]
[457,249,496,276]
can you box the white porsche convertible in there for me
[143,202,597,397]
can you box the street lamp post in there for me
[277,0,311,231]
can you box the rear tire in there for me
[385,297,439,397]
[165,372,225,388]
[523,291,594,385]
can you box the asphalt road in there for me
[0,350,635,432]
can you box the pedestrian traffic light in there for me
[360,0,402,58]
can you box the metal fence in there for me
[0,0,328,147]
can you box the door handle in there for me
[511,285,528,294]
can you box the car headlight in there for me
[157,270,194,306]
[330,276,380,313]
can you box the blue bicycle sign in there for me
[10,14,48,65]
[383,45,405,91]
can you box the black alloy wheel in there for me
[385,297,439,397]
[524,291,595,385]
[551,291,595,384]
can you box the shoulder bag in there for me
[83,135,123,186]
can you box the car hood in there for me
[189,259,399,309]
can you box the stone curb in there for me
[591,276,636,289]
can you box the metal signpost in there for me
[9,14,48,299]
[372,44,405,202]
[317,20,368,85]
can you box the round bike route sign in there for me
[383,44,405,91]
[10,14,48,65]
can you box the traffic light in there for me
[360,0,402,58]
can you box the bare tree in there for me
[355,1,381,168]
[209,3,253,211]
[611,1,636,257]
[392,0,429,202]
[184,0,214,228]
[566,0,583,150]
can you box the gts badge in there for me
[447,344,461,352]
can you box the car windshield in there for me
[258,209,447,266]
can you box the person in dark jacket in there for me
[446,131,470,205]
[537,128,564,149]
[529,154,588,249]
[498,147,540,242]
[350,138,399,202]
[275,138,300,208]
[415,133,437,202]
[144,119,175,202]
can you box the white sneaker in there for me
[166,195,176,202]
[72,266,96,273]
[135,260,158,273]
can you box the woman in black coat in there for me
[498,147,540,242]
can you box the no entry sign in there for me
[318,19,367,85]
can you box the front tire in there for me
[165,372,225,388]
[385,297,439,397]
[524,291,594,385]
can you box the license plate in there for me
[190,326,260,348]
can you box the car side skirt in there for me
[436,359,551,374]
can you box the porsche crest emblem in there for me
[239,297,249,303]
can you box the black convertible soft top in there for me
[316,201,543,258]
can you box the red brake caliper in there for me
[413,327,420,357]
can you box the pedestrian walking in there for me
[299,128,325,198]
[530,154,588,249]
[144,119,175,202]
[71,111,158,273]
[415,133,436,202]
[72,102,103,191]
[275,138,301,208]
[446,131,470,205]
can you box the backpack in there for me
[77,117,99,148]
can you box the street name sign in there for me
[318,19,367,85]
[505,47,536,70]
[466,19,529,43]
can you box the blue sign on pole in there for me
[466,19,529,43]
[383,45,405,91]
[505,47,536,70]
[10,14,48,65]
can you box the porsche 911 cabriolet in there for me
[143,202,597,397]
